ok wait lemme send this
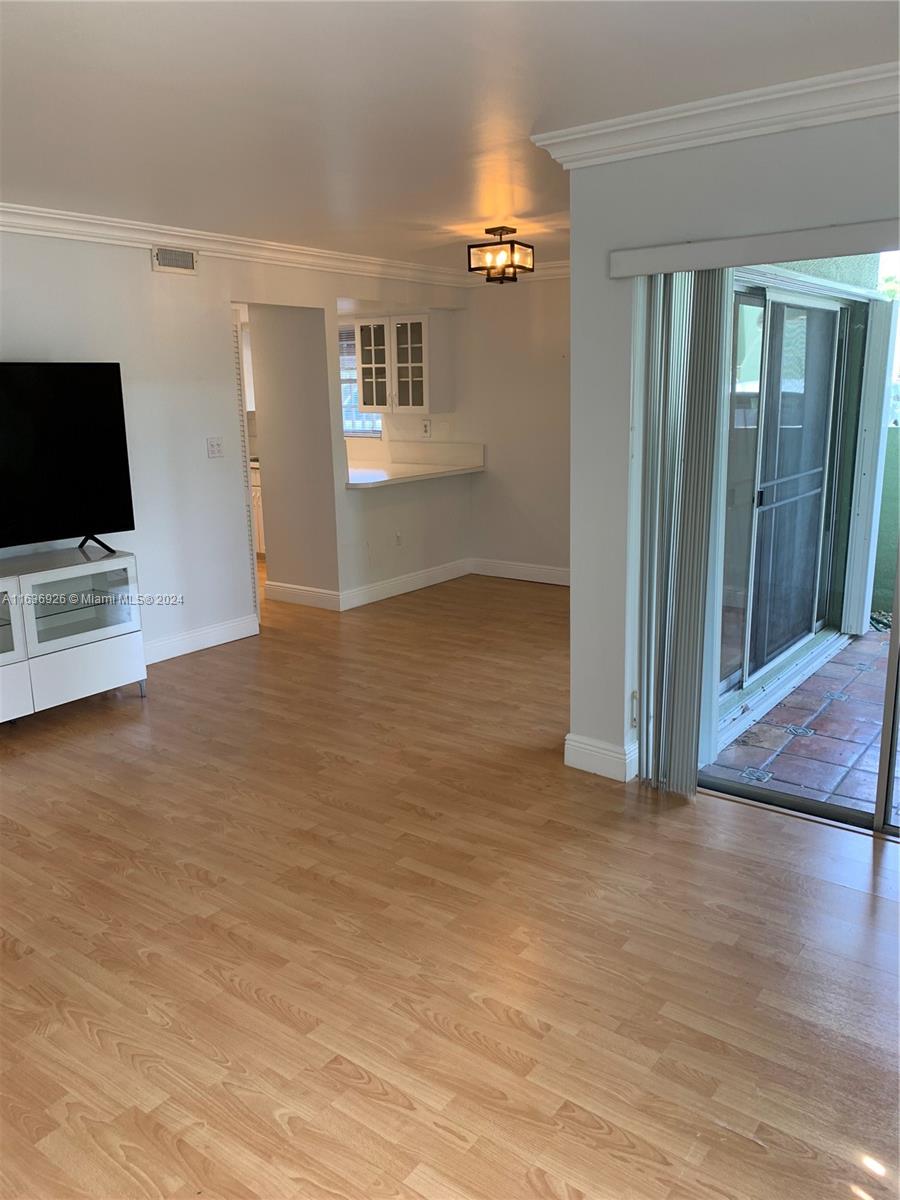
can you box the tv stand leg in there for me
[78,534,116,555]
[138,679,147,699]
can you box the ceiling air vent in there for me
[151,246,198,274]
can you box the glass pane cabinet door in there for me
[356,322,391,411]
[0,591,14,657]
[23,560,140,656]
[393,319,428,410]
[0,579,27,665]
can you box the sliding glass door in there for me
[701,267,900,831]
[875,558,900,833]
[719,294,764,689]
[719,292,839,692]
[747,300,839,675]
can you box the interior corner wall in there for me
[0,229,466,659]
[455,277,570,571]
[248,303,339,592]
[568,112,900,778]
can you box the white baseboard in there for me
[266,557,569,614]
[564,732,639,782]
[144,615,259,664]
[265,580,341,610]
[470,558,570,586]
[339,559,471,610]
[142,557,570,665]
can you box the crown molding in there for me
[0,203,470,288]
[530,259,570,281]
[0,202,569,288]
[533,63,900,170]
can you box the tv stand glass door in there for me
[21,558,140,657]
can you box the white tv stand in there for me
[0,547,146,723]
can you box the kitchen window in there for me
[340,326,382,437]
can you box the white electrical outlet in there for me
[394,531,402,546]
[421,419,432,439]
[206,436,224,459]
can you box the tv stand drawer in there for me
[29,631,145,712]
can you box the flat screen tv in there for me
[0,363,135,550]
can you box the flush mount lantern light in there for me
[467,226,535,284]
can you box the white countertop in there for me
[346,463,484,488]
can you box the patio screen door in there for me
[746,299,839,676]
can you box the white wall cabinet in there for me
[355,315,432,414]
[0,549,146,723]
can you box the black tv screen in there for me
[0,363,135,549]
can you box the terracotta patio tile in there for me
[767,753,848,791]
[854,743,883,773]
[782,734,864,767]
[738,723,793,751]
[806,711,881,744]
[812,661,858,682]
[845,679,887,704]
[716,742,774,770]
[833,768,880,805]
[765,703,821,727]
[854,636,890,657]
[837,698,887,723]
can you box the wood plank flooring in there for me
[1,573,898,1199]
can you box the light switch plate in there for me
[206,436,224,459]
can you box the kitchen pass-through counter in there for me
[345,440,484,489]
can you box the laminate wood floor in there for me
[1,574,898,1200]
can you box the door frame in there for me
[874,554,900,833]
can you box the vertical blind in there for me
[639,268,734,795]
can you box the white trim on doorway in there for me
[608,220,898,280]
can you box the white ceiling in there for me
[1,2,896,267]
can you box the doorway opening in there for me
[698,252,899,828]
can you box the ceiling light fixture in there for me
[467,226,534,284]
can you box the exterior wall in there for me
[779,253,881,288]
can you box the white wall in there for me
[456,278,570,571]
[565,112,899,777]
[0,232,469,658]
[0,228,571,662]
[249,303,339,592]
